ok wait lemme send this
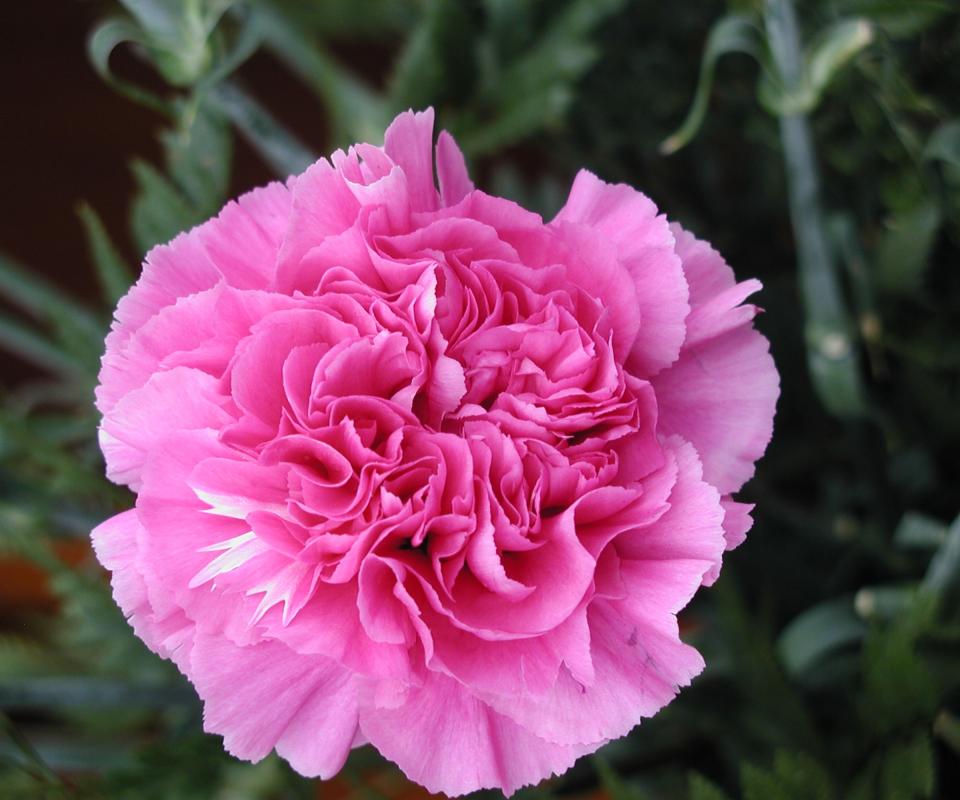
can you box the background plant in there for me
[1,1,958,797]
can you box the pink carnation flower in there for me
[92,109,778,796]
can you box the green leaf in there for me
[130,159,201,254]
[934,710,960,756]
[387,0,475,110]
[87,16,172,114]
[879,731,935,799]
[741,751,833,800]
[689,773,732,800]
[210,81,316,177]
[859,598,939,735]
[924,120,960,170]
[161,99,233,214]
[0,315,89,381]
[117,0,232,86]
[0,253,101,337]
[458,0,628,157]
[854,585,917,621]
[0,712,64,789]
[894,512,949,549]
[256,4,391,147]
[778,598,865,678]
[197,3,263,89]
[875,200,941,294]
[593,755,647,800]
[806,19,874,100]
[835,0,951,39]
[760,18,874,116]
[660,14,763,154]
[77,203,134,305]
[922,513,960,597]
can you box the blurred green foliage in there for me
[1,0,958,797]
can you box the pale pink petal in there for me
[190,634,359,777]
[196,181,291,289]
[720,497,754,550]
[97,284,299,415]
[91,510,195,671]
[615,438,725,576]
[360,671,591,797]
[484,600,703,746]
[99,367,233,490]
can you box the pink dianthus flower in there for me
[92,109,778,796]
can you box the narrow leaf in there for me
[689,773,733,800]
[0,315,89,381]
[162,99,233,214]
[256,4,391,146]
[922,513,960,596]
[87,16,172,114]
[660,15,762,154]
[924,120,960,169]
[77,202,134,304]
[0,253,100,334]
[778,598,865,678]
[130,158,201,254]
[875,200,941,294]
[894,511,948,549]
[210,81,316,177]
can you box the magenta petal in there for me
[383,108,440,213]
[436,130,474,206]
[554,170,689,376]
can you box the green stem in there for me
[764,0,866,417]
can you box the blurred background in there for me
[1,1,959,798]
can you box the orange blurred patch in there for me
[0,540,91,611]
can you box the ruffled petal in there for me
[190,634,359,777]
[360,671,591,797]
[553,170,689,376]
[99,367,232,490]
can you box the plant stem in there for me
[764,0,866,417]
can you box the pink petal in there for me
[197,181,291,289]
[553,170,689,376]
[97,284,299,415]
[91,510,194,671]
[275,159,361,286]
[360,671,591,797]
[549,219,641,362]
[99,367,232,490]
[190,634,359,777]
[615,438,725,580]
[484,600,703,746]
[383,108,439,213]
[652,305,779,496]
[436,129,473,206]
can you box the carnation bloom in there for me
[92,108,778,796]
